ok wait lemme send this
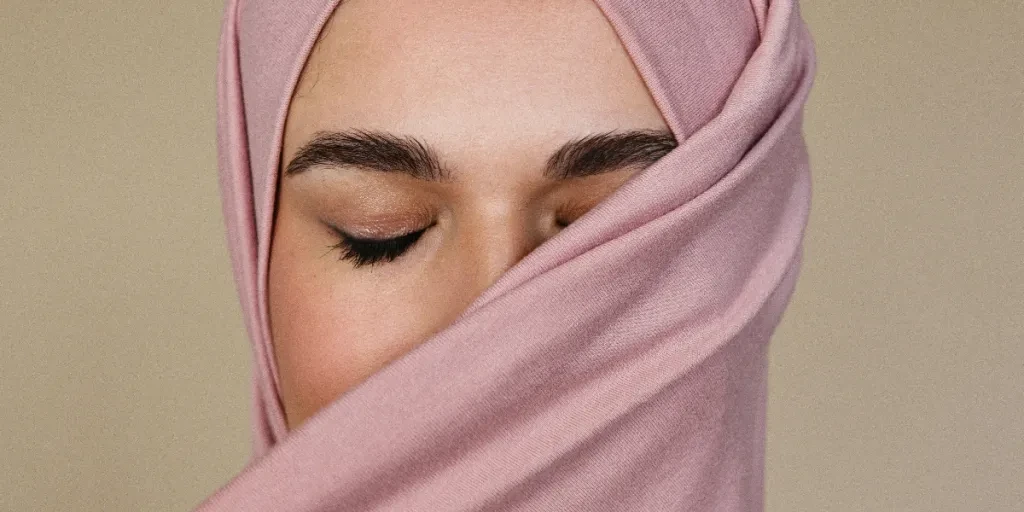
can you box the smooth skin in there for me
[270,0,672,430]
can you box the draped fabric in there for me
[199,0,816,509]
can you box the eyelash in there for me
[328,225,431,269]
[328,217,572,269]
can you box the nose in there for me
[452,206,552,301]
[468,220,548,295]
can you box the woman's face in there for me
[270,0,674,430]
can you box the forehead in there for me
[284,0,666,150]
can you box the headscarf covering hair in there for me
[200,0,816,509]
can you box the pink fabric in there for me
[199,0,816,509]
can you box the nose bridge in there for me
[464,211,546,294]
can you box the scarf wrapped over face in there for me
[200,0,816,509]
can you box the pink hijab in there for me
[199,0,816,509]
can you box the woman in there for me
[201,0,816,509]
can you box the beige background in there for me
[1,1,1020,510]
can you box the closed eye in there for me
[327,224,431,269]
[326,214,574,270]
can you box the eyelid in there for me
[555,199,594,223]
[322,215,435,239]
[326,221,431,242]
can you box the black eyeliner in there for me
[323,222,431,268]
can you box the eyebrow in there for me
[284,128,678,182]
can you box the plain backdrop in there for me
[1,1,1020,510]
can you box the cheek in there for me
[267,211,452,428]
[268,269,368,427]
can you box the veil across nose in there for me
[204,0,816,509]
